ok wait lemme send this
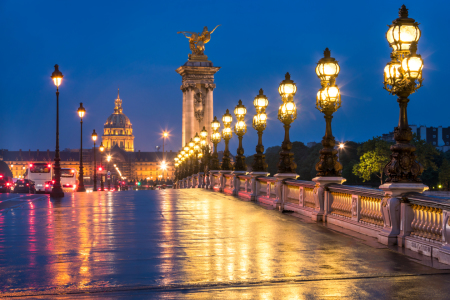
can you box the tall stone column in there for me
[177,56,220,147]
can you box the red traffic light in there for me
[98,167,103,171]
[29,164,33,167]
[47,164,52,168]
[135,182,138,185]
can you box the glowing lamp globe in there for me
[51,64,63,87]
[316,48,340,81]
[386,5,421,53]
[77,103,85,118]
[278,73,297,99]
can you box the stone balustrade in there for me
[176,173,450,265]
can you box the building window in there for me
[433,142,436,145]
[433,128,437,131]
[447,135,449,138]
[433,135,436,138]
[447,142,449,145]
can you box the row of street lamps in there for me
[174,5,424,187]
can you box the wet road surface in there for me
[1,190,450,299]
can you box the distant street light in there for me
[234,100,247,171]
[315,48,343,176]
[99,142,105,191]
[106,154,112,190]
[193,133,200,174]
[383,5,424,182]
[77,103,86,192]
[252,89,269,172]
[50,64,64,198]
[338,142,345,162]
[277,73,297,173]
[221,109,233,170]
[92,130,98,192]
[210,116,222,170]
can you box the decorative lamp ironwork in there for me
[386,5,421,55]
[315,48,343,177]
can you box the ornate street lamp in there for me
[99,142,105,191]
[252,89,269,172]
[315,48,343,176]
[277,73,297,173]
[76,103,86,192]
[383,5,424,183]
[233,100,247,171]
[50,64,64,198]
[210,116,222,170]
[92,129,98,191]
[193,133,200,174]
[200,126,209,173]
[221,109,233,170]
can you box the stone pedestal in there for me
[197,172,204,188]
[208,170,220,190]
[312,177,346,221]
[219,170,232,193]
[274,173,299,210]
[378,183,428,246]
[230,171,248,196]
[192,174,198,188]
[176,57,220,146]
[249,172,270,201]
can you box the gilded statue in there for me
[177,25,221,55]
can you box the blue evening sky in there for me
[0,0,448,154]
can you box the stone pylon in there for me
[176,55,220,146]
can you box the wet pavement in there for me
[1,189,450,299]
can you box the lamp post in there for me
[315,48,343,177]
[233,100,247,171]
[200,126,209,173]
[77,103,86,192]
[252,89,269,172]
[106,154,111,190]
[338,143,344,162]
[210,116,222,170]
[221,109,233,170]
[193,133,200,174]
[92,130,98,191]
[383,5,424,183]
[50,64,64,198]
[162,131,168,180]
[99,142,105,191]
[277,73,298,174]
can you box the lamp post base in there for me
[76,186,86,192]
[311,176,346,221]
[50,188,65,198]
[378,182,428,246]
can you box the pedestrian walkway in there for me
[0,190,450,299]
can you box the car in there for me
[44,180,55,194]
[0,175,14,193]
[14,179,36,194]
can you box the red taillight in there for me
[52,180,55,184]
[0,175,3,178]
[26,184,29,186]
[6,183,10,186]
[29,164,33,167]
[47,164,52,168]
[45,184,49,188]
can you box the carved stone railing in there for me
[176,172,450,266]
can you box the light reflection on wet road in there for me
[1,190,450,299]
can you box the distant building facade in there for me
[102,90,135,152]
[0,147,176,182]
[381,125,450,152]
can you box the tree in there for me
[353,137,392,185]
[411,134,439,171]
[439,159,450,191]
[353,150,389,184]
